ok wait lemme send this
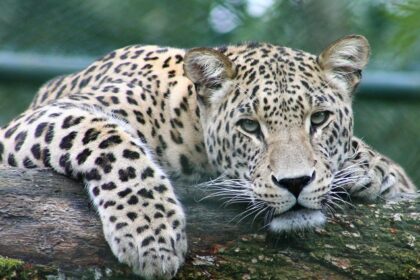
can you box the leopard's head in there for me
[184,35,370,231]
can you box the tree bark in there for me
[0,167,418,279]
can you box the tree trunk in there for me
[0,167,418,279]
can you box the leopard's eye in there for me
[237,119,261,134]
[310,111,330,127]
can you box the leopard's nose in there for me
[272,171,315,198]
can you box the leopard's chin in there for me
[269,209,326,233]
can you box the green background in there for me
[0,0,419,186]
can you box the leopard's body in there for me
[0,35,416,279]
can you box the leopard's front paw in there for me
[102,206,187,279]
[339,140,416,201]
[341,160,397,200]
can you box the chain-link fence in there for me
[0,0,419,185]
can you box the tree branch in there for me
[0,167,418,279]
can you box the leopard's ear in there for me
[184,48,236,91]
[318,35,370,94]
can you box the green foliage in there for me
[0,0,418,69]
[0,256,23,275]
[388,0,420,68]
[0,256,54,279]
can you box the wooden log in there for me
[0,167,254,276]
[0,167,418,279]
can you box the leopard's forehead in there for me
[221,42,321,79]
[220,43,342,126]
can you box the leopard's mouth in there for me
[268,206,326,232]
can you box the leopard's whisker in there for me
[235,206,264,224]
[251,205,270,226]
[231,201,266,224]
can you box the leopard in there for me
[0,34,416,279]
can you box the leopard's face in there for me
[184,36,370,231]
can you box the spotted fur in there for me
[0,35,416,279]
